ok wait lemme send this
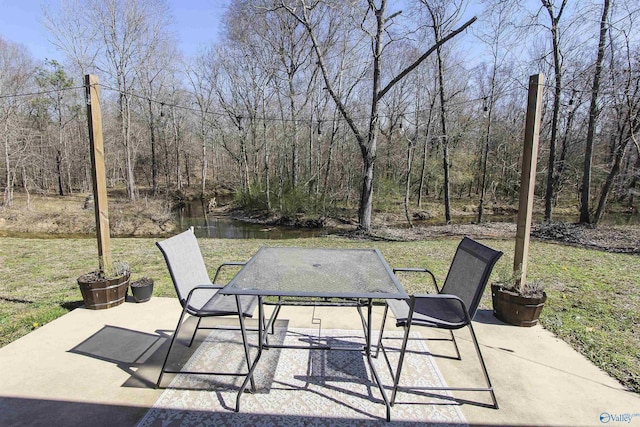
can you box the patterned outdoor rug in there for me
[138,328,467,426]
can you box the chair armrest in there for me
[182,284,227,311]
[184,284,223,301]
[393,267,428,273]
[393,268,440,293]
[410,293,471,321]
[213,262,246,283]
[413,293,462,301]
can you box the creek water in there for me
[1,200,634,240]
[177,199,638,240]
[175,200,331,239]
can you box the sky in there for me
[0,0,229,62]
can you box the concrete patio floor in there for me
[0,296,638,426]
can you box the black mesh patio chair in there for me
[377,237,502,409]
[156,227,258,390]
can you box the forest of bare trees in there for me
[0,0,638,231]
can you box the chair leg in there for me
[449,330,461,360]
[390,324,412,406]
[262,307,269,347]
[157,306,189,388]
[374,303,389,359]
[376,304,397,381]
[237,310,256,392]
[467,322,498,409]
[188,317,202,347]
[270,297,283,334]
[262,302,283,347]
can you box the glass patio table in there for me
[221,246,408,422]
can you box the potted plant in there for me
[491,265,547,327]
[130,277,154,303]
[77,260,130,310]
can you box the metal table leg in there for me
[235,296,265,412]
[362,299,392,422]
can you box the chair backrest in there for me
[156,227,212,307]
[440,237,503,318]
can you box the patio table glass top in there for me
[223,247,408,299]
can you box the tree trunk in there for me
[418,135,428,208]
[356,2,385,232]
[322,118,339,212]
[22,164,30,209]
[56,149,64,196]
[3,117,13,206]
[148,99,158,197]
[580,0,610,224]
[358,147,376,231]
[121,93,136,201]
[417,121,434,208]
[288,75,299,189]
[263,120,271,212]
[542,1,566,222]
[435,43,451,223]
[478,58,499,223]
[56,110,66,196]
[544,49,561,221]
[404,139,415,228]
[628,155,640,207]
[172,109,182,191]
[200,123,207,196]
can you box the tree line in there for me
[0,0,638,231]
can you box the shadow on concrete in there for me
[473,309,508,326]
[66,317,291,390]
[68,324,168,389]
[0,395,529,427]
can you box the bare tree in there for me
[0,37,35,206]
[280,0,475,231]
[400,80,421,228]
[42,0,100,76]
[593,19,640,224]
[420,0,470,223]
[540,0,569,222]
[34,60,77,196]
[185,47,218,197]
[268,9,313,189]
[475,0,517,222]
[137,36,177,197]
[214,42,263,194]
[48,0,174,201]
[94,0,173,200]
[414,59,438,209]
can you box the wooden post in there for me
[514,73,544,291]
[85,74,112,273]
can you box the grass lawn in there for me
[0,235,638,393]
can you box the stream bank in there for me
[1,193,638,253]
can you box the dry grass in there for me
[0,193,175,237]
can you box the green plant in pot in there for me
[77,259,130,310]
[491,264,547,327]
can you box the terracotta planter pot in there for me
[77,272,130,310]
[491,283,547,327]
